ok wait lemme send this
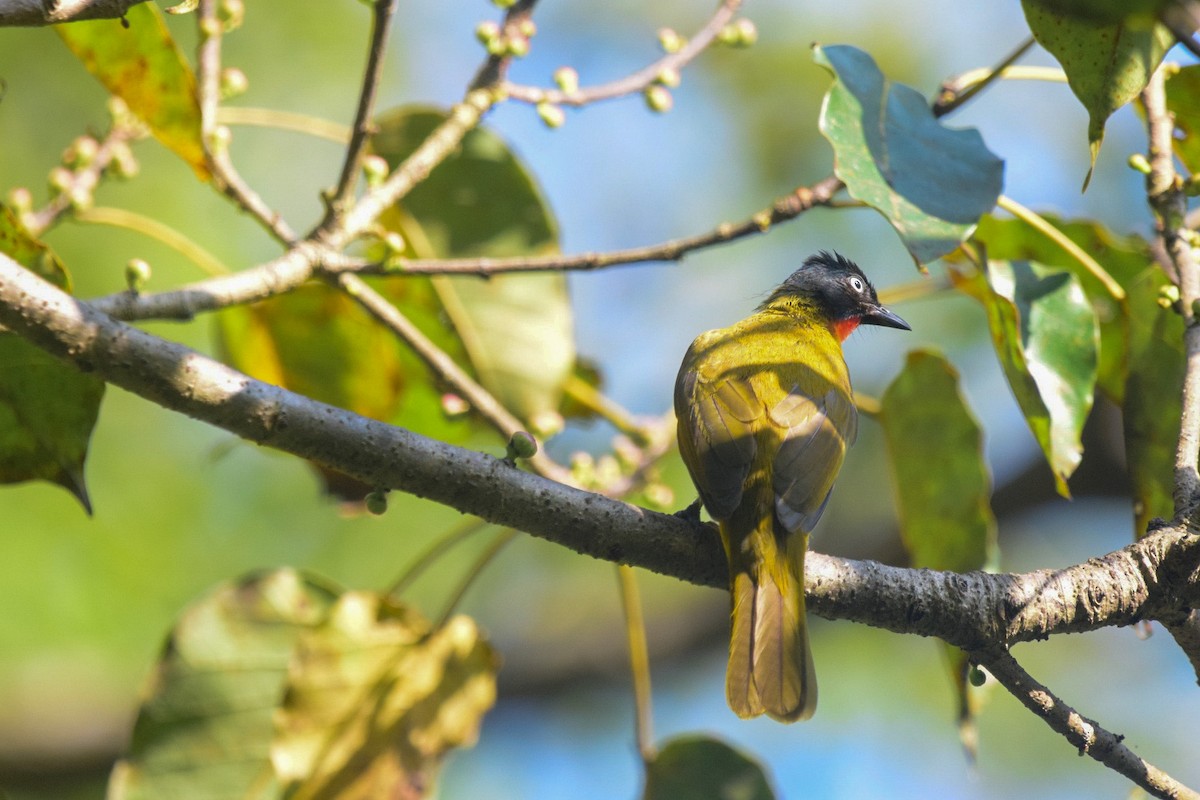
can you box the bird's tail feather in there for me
[726,529,816,722]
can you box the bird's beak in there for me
[862,305,911,331]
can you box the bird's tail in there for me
[726,525,816,722]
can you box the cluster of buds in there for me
[476,15,537,59]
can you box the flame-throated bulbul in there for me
[674,251,910,721]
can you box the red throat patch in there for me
[833,317,860,342]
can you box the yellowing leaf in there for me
[272,594,498,799]
[107,569,341,800]
[57,2,209,180]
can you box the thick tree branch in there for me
[977,648,1199,800]
[3,255,1200,648]
[0,0,147,26]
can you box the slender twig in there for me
[976,648,1199,800]
[1141,64,1200,681]
[23,122,143,237]
[502,0,742,107]
[76,206,229,277]
[434,528,518,628]
[358,176,846,277]
[196,0,297,245]
[322,0,399,227]
[617,564,655,765]
[996,194,1126,300]
[1143,67,1200,522]
[933,37,1042,116]
[387,518,492,598]
[217,106,351,144]
[333,272,573,484]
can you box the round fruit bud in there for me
[442,393,470,417]
[734,18,758,46]
[968,665,987,687]
[644,85,673,113]
[209,125,232,154]
[6,187,32,214]
[65,136,99,168]
[517,18,536,38]
[506,430,538,461]
[125,259,152,293]
[48,166,73,193]
[657,27,684,53]
[553,66,579,95]
[362,154,389,187]
[220,67,249,100]
[657,67,681,88]
[507,35,530,57]
[218,0,244,29]
[476,20,501,45]
[382,231,406,253]
[537,101,566,129]
[1127,153,1152,175]
[529,409,563,438]
[365,490,388,516]
[110,142,139,179]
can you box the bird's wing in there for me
[676,367,762,520]
[769,384,858,535]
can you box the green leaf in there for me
[881,349,997,574]
[372,107,576,423]
[1164,64,1200,175]
[643,735,775,800]
[0,207,102,513]
[1123,267,1183,535]
[974,214,1151,403]
[880,349,997,759]
[216,277,478,499]
[107,569,341,800]
[272,595,498,798]
[959,260,1099,497]
[57,2,209,180]
[813,44,1004,266]
[1020,1,1173,185]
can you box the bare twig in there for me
[502,0,742,107]
[23,121,143,237]
[321,0,398,227]
[333,272,573,484]
[196,0,297,245]
[1143,65,1200,522]
[933,37,1038,116]
[976,648,1199,800]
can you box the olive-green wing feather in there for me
[769,384,858,535]
[674,362,761,520]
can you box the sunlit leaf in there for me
[107,569,341,800]
[814,44,1004,266]
[957,260,1099,497]
[643,735,775,800]
[0,207,102,513]
[1123,266,1183,536]
[974,214,1150,402]
[880,349,997,758]
[1022,0,1174,24]
[1021,0,1173,185]
[372,107,576,424]
[57,2,209,180]
[1164,64,1200,175]
[273,594,498,799]
[881,349,997,575]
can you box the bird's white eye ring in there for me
[849,276,864,292]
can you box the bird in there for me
[674,251,909,722]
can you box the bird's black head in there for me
[764,251,910,339]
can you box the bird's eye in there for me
[849,276,865,293]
